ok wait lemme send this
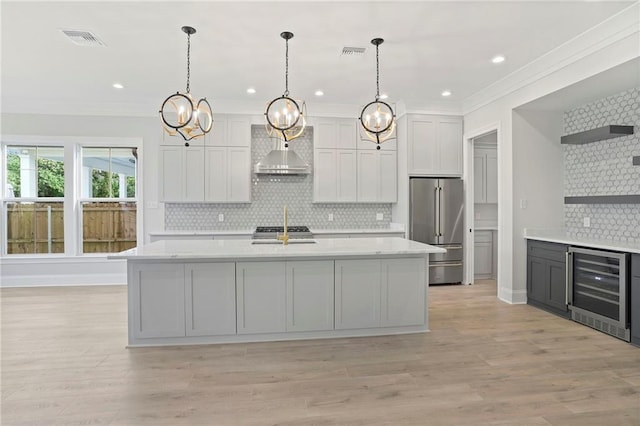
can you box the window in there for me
[4,146,65,254]
[80,147,137,254]
[2,138,141,256]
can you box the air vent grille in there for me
[61,29,106,47]
[341,46,366,57]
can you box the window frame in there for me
[1,135,143,257]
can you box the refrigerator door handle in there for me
[434,186,439,239]
[438,186,443,237]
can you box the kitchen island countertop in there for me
[524,229,640,254]
[110,237,446,261]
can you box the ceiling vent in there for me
[60,29,106,47]
[341,46,366,57]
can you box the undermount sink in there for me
[250,239,317,245]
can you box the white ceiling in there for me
[1,1,636,117]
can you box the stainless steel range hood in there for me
[254,139,310,175]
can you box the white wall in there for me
[463,4,639,302]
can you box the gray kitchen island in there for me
[110,237,445,347]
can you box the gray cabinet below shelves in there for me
[526,240,570,318]
[632,254,640,346]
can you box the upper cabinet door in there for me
[227,147,251,202]
[485,148,498,204]
[209,115,251,147]
[315,118,357,149]
[159,145,205,202]
[314,149,338,202]
[408,115,462,177]
[378,150,397,203]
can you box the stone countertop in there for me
[149,227,406,237]
[109,237,445,261]
[524,229,640,254]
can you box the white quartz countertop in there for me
[524,229,640,254]
[149,228,405,236]
[109,237,445,260]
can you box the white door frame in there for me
[462,122,501,286]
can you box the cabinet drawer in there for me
[527,240,567,263]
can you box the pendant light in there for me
[359,38,396,150]
[264,31,306,147]
[159,26,212,146]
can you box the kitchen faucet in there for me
[277,205,289,245]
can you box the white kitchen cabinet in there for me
[313,149,357,202]
[357,150,397,202]
[381,258,426,327]
[335,259,382,329]
[474,230,493,279]
[314,118,357,149]
[236,262,286,334]
[286,260,334,332]
[159,145,205,202]
[335,258,426,330]
[159,114,251,203]
[204,146,251,202]
[185,263,236,336]
[474,145,498,204]
[408,114,463,176]
[130,263,186,339]
[209,115,251,147]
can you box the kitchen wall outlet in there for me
[520,199,527,209]
[328,213,334,222]
[583,217,590,227]
[218,213,224,222]
[376,213,383,221]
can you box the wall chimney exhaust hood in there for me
[560,125,634,145]
[254,139,310,175]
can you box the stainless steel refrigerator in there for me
[410,177,464,284]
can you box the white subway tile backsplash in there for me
[563,87,640,243]
[166,125,392,230]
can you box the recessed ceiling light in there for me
[246,87,256,94]
[492,55,505,64]
[379,94,388,99]
[315,90,324,96]
[441,90,452,97]
[112,83,124,89]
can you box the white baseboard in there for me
[498,286,527,304]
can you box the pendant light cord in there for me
[375,43,380,100]
[186,32,191,94]
[284,37,289,97]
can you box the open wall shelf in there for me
[564,195,640,204]
[561,125,634,145]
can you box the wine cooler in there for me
[568,247,630,341]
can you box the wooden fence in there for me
[6,202,136,254]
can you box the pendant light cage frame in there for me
[359,37,396,150]
[159,26,213,145]
[265,31,306,144]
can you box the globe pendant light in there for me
[159,26,212,146]
[265,31,306,147]
[359,38,396,150]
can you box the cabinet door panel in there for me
[236,262,286,334]
[132,263,185,339]
[547,260,567,312]
[227,147,251,202]
[286,261,334,332]
[382,258,426,327]
[227,117,251,147]
[159,146,183,201]
[184,147,205,201]
[408,118,438,174]
[314,149,337,202]
[378,151,397,202]
[527,257,547,303]
[209,116,228,147]
[438,118,463,175]
[337,120,357,150]
[335,260,381,329]
[337,150,357,201]
[473,154,485,203]
[185,263,236,336]
[205,147,227,201]
[357,151,378,201]
[486,150,498,203]
[315,120,337,149]
[474,241,493,277]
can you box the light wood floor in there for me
[1,280,639,425]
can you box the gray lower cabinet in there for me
[632,254,640,346]
[236,262,287,334]
[185,263,236,337]
[526,240,570,318]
